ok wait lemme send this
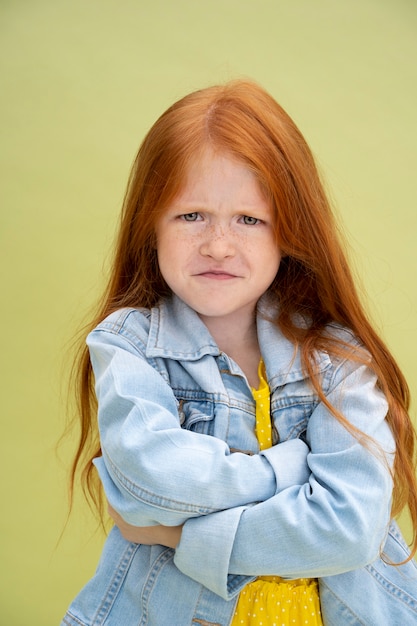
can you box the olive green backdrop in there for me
[1,1,416,623]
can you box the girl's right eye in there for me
[180,212,201,221]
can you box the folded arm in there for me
[173,362,395,598]
[89,328,310,526]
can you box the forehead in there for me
[174,148,270,208]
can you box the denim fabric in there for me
[61,296,417,625]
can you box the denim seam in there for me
[139,548,175,626]
[93,542,141,625]
[94,324,148,355]
[365,563,417,611]
[271,395,318,409]
[319,579,368,625]
[61,613,89,626]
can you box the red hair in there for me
[69,80,417,556]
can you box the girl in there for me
[62,80,417,625]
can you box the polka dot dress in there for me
[231,577,322,626]
[230,362,322,626]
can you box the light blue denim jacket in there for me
[62,296,417,625]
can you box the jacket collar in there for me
[146,296,220,360]
[145,296,331,386]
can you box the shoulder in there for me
[322,322,371,368]
[87,307,154,354]
[323,322,362,347]
[95,307,152,335]
[317,323,378,398]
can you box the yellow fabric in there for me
[232,577,322,626]
[252,362,272,451]
[230,361,322,626]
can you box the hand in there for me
[107,503,183,548]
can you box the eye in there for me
[241,215,261,225]
[180,212,201,222]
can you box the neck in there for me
[199,311,261,388]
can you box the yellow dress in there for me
[231,362,322,626]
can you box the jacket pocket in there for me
[179,400,215,435]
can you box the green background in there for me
[1,1,416,624]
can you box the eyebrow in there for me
[167,200,271,213]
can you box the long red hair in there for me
[69,79,417,556]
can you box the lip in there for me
[194,271,239,280]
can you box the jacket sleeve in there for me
[88,328,311,526]
[173,360,395,599]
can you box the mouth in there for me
[195,270,239,280]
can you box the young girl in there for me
[62,80,417,625]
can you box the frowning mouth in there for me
[195,270,239,280]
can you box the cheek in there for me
[156,233,192,279]
[155,235,173,280]
[258,242,281,282]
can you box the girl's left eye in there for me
[241,215,261,225]
[180,212,201,222]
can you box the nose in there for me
[199,224,236,260]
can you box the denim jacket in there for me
[62,296,417,625]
